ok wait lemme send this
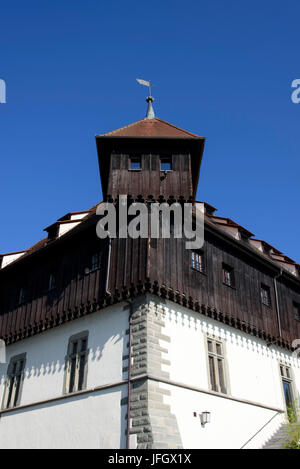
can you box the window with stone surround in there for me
[64,331,89,394]
[206,337,228,395]
[2,353,26,409]
[280,363,297,421]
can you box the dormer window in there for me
[160,156,172,171]
[129,156,141,170]
[47,225,59,242]
[240,231,249,242]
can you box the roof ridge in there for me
[97,117,202,138]
[153,117,201,137]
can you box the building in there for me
[0,98,300,449]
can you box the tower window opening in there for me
[129,156,141,170]
[160,156,172,172]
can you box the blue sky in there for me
[0,0,299,261]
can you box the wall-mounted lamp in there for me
[200,411,211,426]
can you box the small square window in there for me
[129,157,141,170]
[160,157,172,171]
[261,284,271,307]
[222,263,235,288]
[293,302,300,321]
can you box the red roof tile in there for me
[97,118,202,138]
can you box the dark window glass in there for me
[283,380,293,411]
[78,355,86,391]
[91,253,101,271]
[261,284,271,306]
[67,335,88,394]
[6,363,17,408]
[18,288,26,305]
[209,356,217,391]
[69,357,76,393]
[280,364,295,421]
[160,157,172,171]
[81,339,87,352]
[72,341,78,355]
[218,359,226,394]
[4,357,25,409]
[48,273,56,291]
[222,263,235,287]
[216,343,222,355]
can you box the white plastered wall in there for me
[0,302,129,449]
[150,297,300,449]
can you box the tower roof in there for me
[97,117,203,139]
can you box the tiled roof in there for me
[0,201,299,279]
[97,117,203,138]
[0,205,99,269]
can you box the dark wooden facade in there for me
[98,139,204,201]
[1,117,300,350]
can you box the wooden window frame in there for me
[191,250,205,274]
[205,336,230,395]
[160,156,173,172]
[63,331,89,395]
[1,353,26,409]
[48,273,57,291]
[279,362,298,421]
[222,263,235,288]
[17,287,26,306]
[129,156,142,171]
[261,284,271,307]
[91,252,101,272]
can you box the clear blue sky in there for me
[0,0,299,261]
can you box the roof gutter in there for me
[274,269,283,339]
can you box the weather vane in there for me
[136,78,155,119]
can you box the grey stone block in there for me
[137,435,149,443]
[130,410,142,418]
[125,296,182,450]
[130,426,144,434]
